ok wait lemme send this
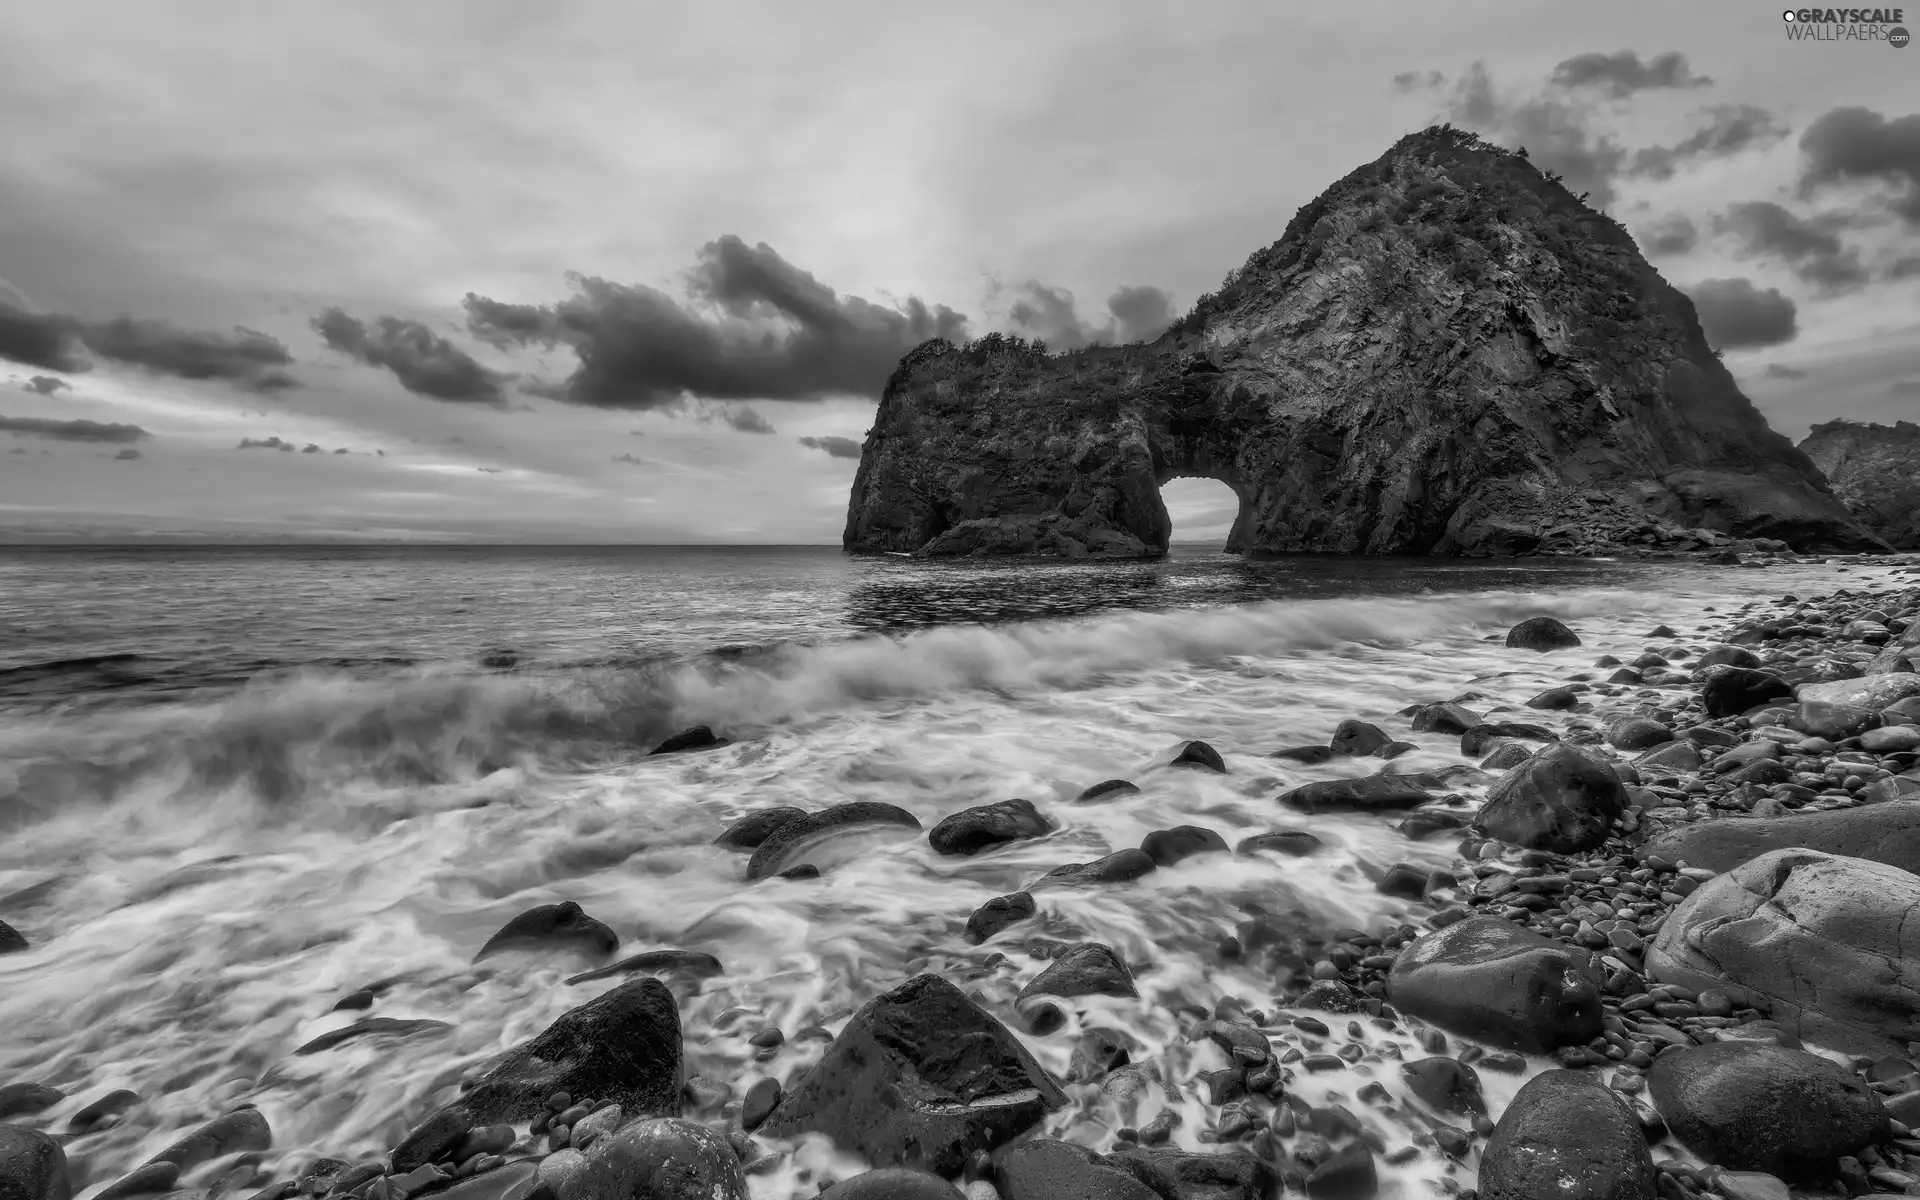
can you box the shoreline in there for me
[3,554,1920,1200]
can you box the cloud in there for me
[797,435,861,460]
[22,375,69,395]
[313,308,509,404]
[1797,106,1920,226]
[302,443,322,453]
[1683,278,1799,350]
[1711,201,1869,293]
[112,448,141,460]
[1765,363,1808,379]
[237,435,296,451]
[610,452,650,465]
[462,235,970,408]
[333,447,350,454]
[1638,213,1698,255]
[722,405,775,434]
[1432,62,1629,208]
[1006,282,1176,350]
[79,318,301,393]
[1391,70,1445,93]
[1894,380,1920,397]
[0,414,151,443]
[1889,255,1920,279]
[1547,50,1712,98]
[1412,61,1783,213]
[0,305,86,372]
[1628,105,1791,181]
[0,301,298,392]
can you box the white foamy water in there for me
[1,550,1910,1198]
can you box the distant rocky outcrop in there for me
[1798,419,1920,549]
[843,125,1879,558]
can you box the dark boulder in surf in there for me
[1505,617,1580,651]
[966,892,1038,944]
[1408,702,1484,734]
[295,1018,453,1056]
[1015,943,1138,1034]
[565,949,722,986]
[393,976,681,1165]
[817,1169,965,1199]
[1385,916,1604,1053]
[928,798,1053,856]
[746,802,922,880]
[1032,849,1159,888]
[1139,825,1229,866]
[1269,745,1339,764]
[0,1085,61,1122]
[1473,742,1627,854]
[1278,775,1432,814]
[995,1140,1158,1200]
[0,922,24,955]
[1699,667,1794,718]
[0,1125,69,1200]
[474,901,618,962]
[715,807,806,849]
[1329,719,1393,756]
[648,725,728,755]
[1170,740,1227,772]
[1478,1070,1654,1200]
[1074,779,1141,804]
[759,974,1066,1175]
[1236,829,1324,856]
[1459,721,1556,756]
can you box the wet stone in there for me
[474,901,618,963]
[1073,779,1140,804]
[1138,825,1228,867]
[928,799,1053,857]
[1171,740,1227,773]
[965,891,1037,944]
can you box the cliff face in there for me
[1799,419,1920,549]
[843,126,1880,558]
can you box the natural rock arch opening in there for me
[1156,475,1246,548]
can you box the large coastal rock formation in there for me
[1798,419,1920,549]
[843,126,1878,558]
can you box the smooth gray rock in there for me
[746,801,922,879]
[0,1126,69,1200]
[928,798,1053,856]
[1648,848,1920,1055]
[1641,800,1920,875]
[543,1118,746,1200]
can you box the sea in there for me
[0,543,1906,1198]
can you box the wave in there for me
[0,586,1654,832]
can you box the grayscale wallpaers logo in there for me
[1782,7,1910,43]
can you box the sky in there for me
[0,0,1915,544]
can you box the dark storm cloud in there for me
[302,443,321,453]
[1797,106,1920,227]
[0,414,150,443]
[1711,201,1869,293]
[1765,363,1808,379]
[1889,255,1920,279]
[79,317,299,393]
[1629,105,1790,181]
[462,236,971,408]
[237,435,295,451]
[0,305,86,372]
[610,452,650,465]
[0,301,298,392]
[1392,70,1445,93]
[112,448,141,460]
[1893,380,1920,397]
[797,435,861,459]
[1006,282,1176,350]
[1414,62,1781,213]
[1547,50,1712,98]
[313,308,510,404]
[1683,278,1799,350]
[22,375,69,395]
[1638,213,1698,256]
[333,447,350,454]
